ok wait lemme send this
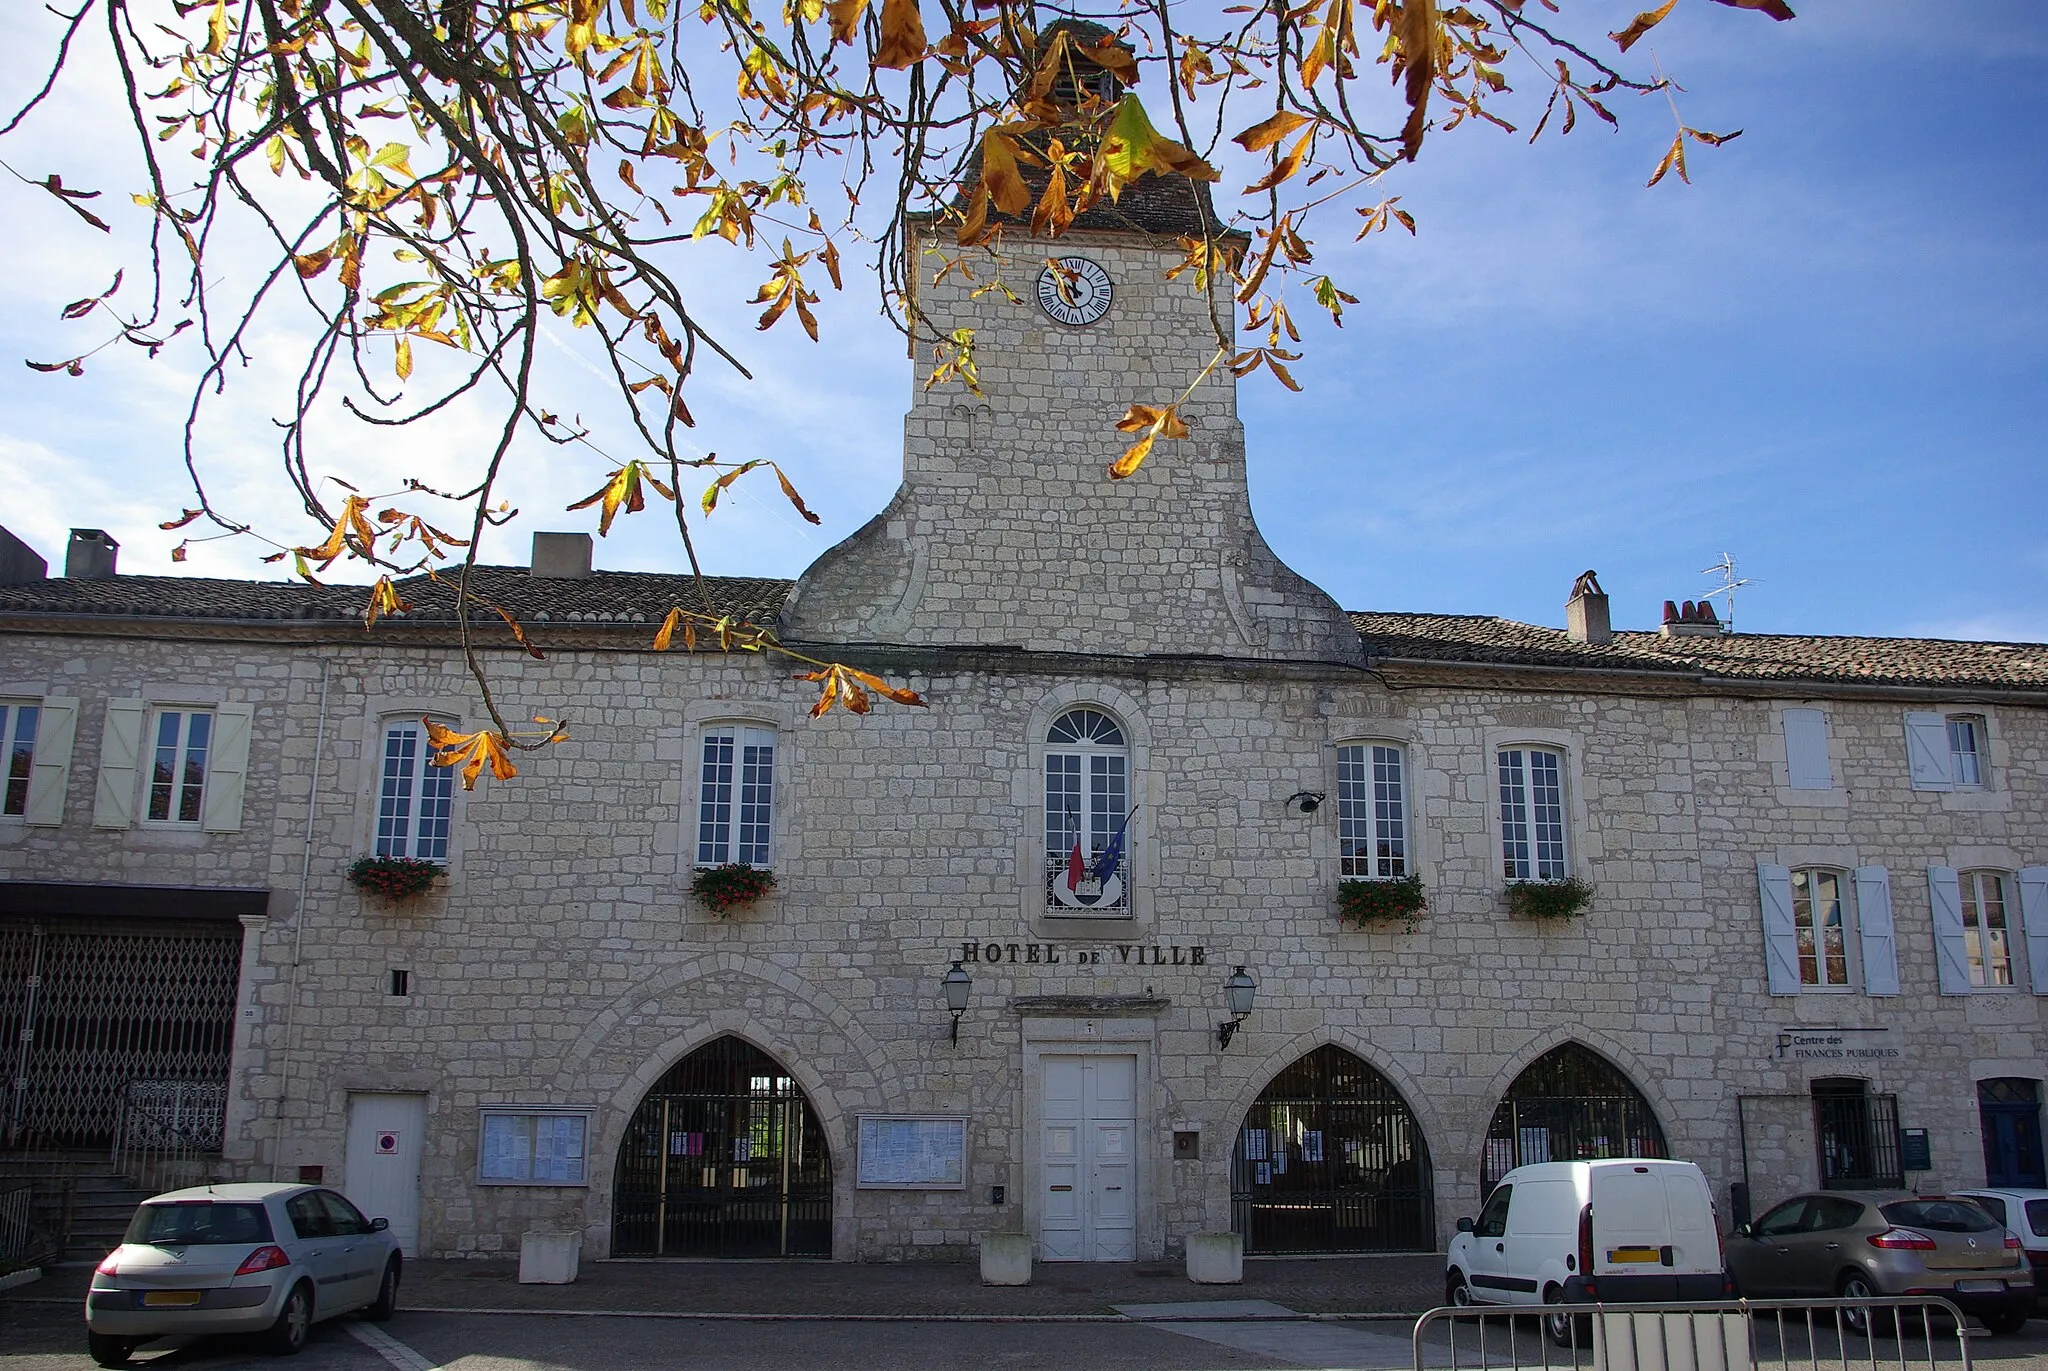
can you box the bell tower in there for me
[781,29,1359,664]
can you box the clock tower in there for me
[782,37,1359,664]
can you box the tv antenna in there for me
[1699,553,1755,632]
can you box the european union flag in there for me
[1092,808,1135,884]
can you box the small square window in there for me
[478,1109,591,1185]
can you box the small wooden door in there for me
[1039,1055,1136,1262]
[345,1093,426,1255]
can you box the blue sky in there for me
[0,1,2042,642]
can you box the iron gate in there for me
[1231,1044,1434,1253]
[1482,1043,1667,1192]
[611,1036,832,1257]
[0,918,240,1148]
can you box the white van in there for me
[1445,1159,1727,1342]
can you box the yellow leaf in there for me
[1097,95,1219,199]
[423,719,520,790]
[773,463,823,524]
[826,0,867,45]
[653,606,683,651]
[979,131,1031,217]
[1646,129,1687,186]
[204,0,229,55]
[363,575,410,628]
[1243,127,1313,195]
[873,0,926,68]
[1609,0,1677,52]
[1232,110,1314,152]
[394,335,413,380]
[566,463,646,535]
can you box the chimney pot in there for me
[1662,600,1680,624]
[1565,570,1611,645]
[65,528,119,580]
[0,526,47,585]
[530,531,593,579]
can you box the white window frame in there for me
[1497,746,1569,882]
[1959,869,2016,989]
[374,718,455,861]
[1043,707,1131,912]
[0,700,39,819]
[1790,867,1854,990]
[476,1107,593,1186]
[696,723,776,868]
[143,707,214,826]
[1337,741,1408,878]
[1948,715,1987,789]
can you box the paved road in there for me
[14,1301,2048,1371]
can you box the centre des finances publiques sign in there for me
[954,941,1207,967]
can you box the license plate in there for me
[142,1290,203,1307]
[1607,1247,1662,1264]
[1955,1280,2006,1294]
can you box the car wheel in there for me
[365,1258,401,1322]
[1837,1273,1895,1339]
[266,1281,315,1356]
[86,1332,138,1368]
[1980,1310,2028,1337]
[1544,1286,1590,1349]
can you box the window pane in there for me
[736,734,773,866]
[1529,750,1566,880]
[416,742,454,861]
[1498,750,1530,879]
[149,710,181,821]
[1794,870,1847,987]
[1964,871,2013,987]
[1,704,35,817]
[1949,716,1984,786]
[1336,745,1370,877]
[376,725,419,857]
[1089,754,1125,854]
[1372,745,1407,878]
[178,712,212,823]
[697,734,734,865]
[1045,753,1081,857]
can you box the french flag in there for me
[1066,834,1087,891]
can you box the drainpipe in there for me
[270,655,333,1179]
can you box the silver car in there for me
[84,1182,402,1367]
[1727,1192,2032,1335]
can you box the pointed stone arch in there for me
[1231,1043,1435,1253]
[1480,1041,1668,1193]
[609,1034,833,1257]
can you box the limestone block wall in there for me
[780,229,1361,663]
[3,627,2044,1259]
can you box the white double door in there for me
[1039,1055,1136,1262]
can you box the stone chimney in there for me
[65,528,119,580]
[0,526,47,585]
[1565,570,1610,645]
[530,531,593,579]
[1659,598,1724,638]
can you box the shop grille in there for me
[1232,1044,1434,1253]
[1,918,239,1149]
[611,1036,832,1257]
[1482,1044,1667,1192]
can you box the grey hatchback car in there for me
[1726,1192,2033,1335]
[84,1182,402,1367]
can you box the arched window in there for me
[376,718,454,861]
[1045,708,1129,913]
[1482,1044,1666,1192]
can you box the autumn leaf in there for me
[1708,0,1795,18]
[1647,129,1686,185]
[1232,110,1313,152]
[1109,403,1188,480]
[774,464,823,524]
[1097,95,1219,198]
[701,459,768,515]
[422,717,520,790]
[159,508,205,531]
[567,463,648,535]
[363,575,411,627]
[653,606,684,651]
[978,130,1032,217]
[845,666,926,706]
[1243,127,1314,195]
[293,494,376,568]
[873,0,926,68]
[1391,0,1441,161]
[1610,0,1677,52]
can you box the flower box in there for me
[691,863,776,915]
[1336,875,1427,931]
[1506,876,1594,920]
[346,855,445,901]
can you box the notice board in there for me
[856,1115,967,1189]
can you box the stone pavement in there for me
[10,1253,1446,1320]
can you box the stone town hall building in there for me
[3,140,2048,1267]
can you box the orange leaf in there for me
[363,575,410,627]
[653,606,683,651]
[1232,109,1313,152]
[1609,0,1676,52]
[1646,129,1687,186]
[874,0,926,68]
[1243,127,1313,195]
[159,508,205,530]
[773,464,823,524]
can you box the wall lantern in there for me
[1285,791,1325,815]
[942,960,973,1045]
[1216,966,1257,1049]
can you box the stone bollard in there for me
[979,1232,1034,1286]
[518,1230,583,1284]
[1185,1232,1243,1284]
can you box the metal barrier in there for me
[0,1182,33,1264]
[109,1080,226,1196]
[1413,1298,1973,1371]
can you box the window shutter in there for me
[2018,867,2048,996]
[1854,866,1899,995]
[22,697,77,827]
[1782,708,1833,790]
[1927,865,1972,995]
[201,703,255,832]
[93,699,146,829]
[1757,863,1801,995]
[1902,712,1954,791]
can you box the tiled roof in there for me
[0,567,789,627]
[3,569,2042,691]
[1353,612,2048,691]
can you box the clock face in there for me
[1035,257,1114,326]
